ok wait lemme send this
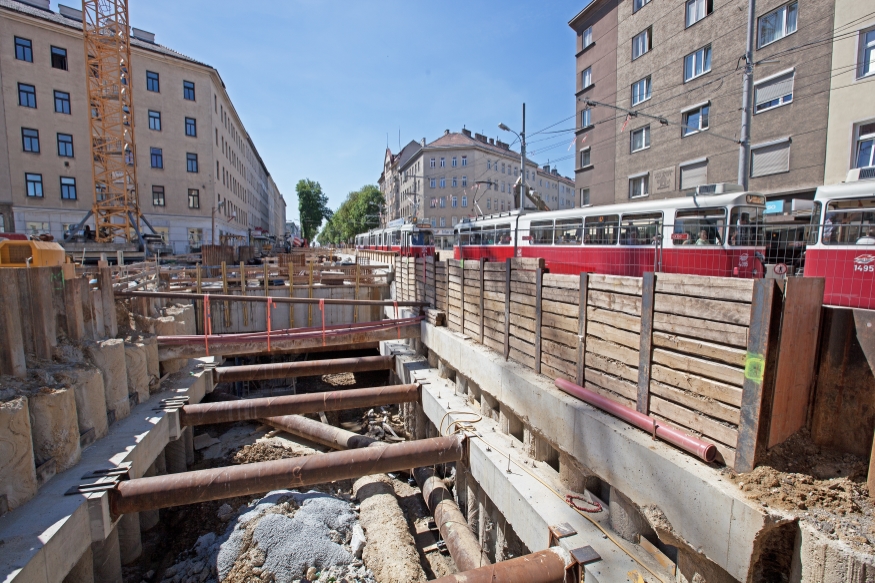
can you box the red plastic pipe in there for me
[554,378,717,463]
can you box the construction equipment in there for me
[0,239,68,267]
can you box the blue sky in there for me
[56,1,587,222]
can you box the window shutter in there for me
[755,73,794,107]
[751,141,790,177]
[680,161,708,189]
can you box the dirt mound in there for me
[233,441,300,465]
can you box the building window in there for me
[439,197,446,208]
[183,80,195,100]
[53,90,71,114]
[487,160,492,170]
[682,104,710,136]
[152,185,165,206]
[501,182,506,193]
[686,0,712,27]
[750,139,791,177]
[430,178,436,188]
[57,133,73,157]
[631,126,651,152]
[440,157,445,168]
[187,152,199,173]
[629,174,649,198]
[462,176,467,187]
[581,67,592,88]
[680,160,708,189]
[462,196,468,207]
[452,156,457,167]
[462,155,467,166]
[430,158,435,168]
[755,71,794,113]
[631,76,651,106]
[22,128,40,153]
[440,217,446,227]
[579,147,591,167]
[440,177,446,188]
[581,108,591,128]
[60,176,77,200]
[583,26,593,48]
[487,198,492,210]
[452,176,458,187]
[501,163,506,174]
[51,46,68,70]
[15,37,32,62]
[188,189,200,209]
[633,0,651,11]
[18,83,36,108]
[684,45,712,82]
[185,117,197,137]
[146,70,159,92]
[452,196,458,207]
[430,218,436,227]
[758,2,797,48]
[580,188,590,206]
[632,27,651,60]
[148,110,161,131]
[150,147,163,168]
[854,123,875,168]
[26,173,43,197]
[858,28,875,78]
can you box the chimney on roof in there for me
[58,4,83,20]
[462,128,472,138]
[488,138,495,145]
[421,138,426,146]
[543,164,551,173]
[444,129,450,135]
[496,140,509,150]
[18,0,50,10]
[132,28,156,43]
[474,133,488,143]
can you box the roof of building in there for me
[0,0,211,68]
[395,140,422,169]
[568,0,611,29]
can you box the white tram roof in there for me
[815,180,875,202]
[455,190,765,230]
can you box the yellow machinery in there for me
[0,240,68,267]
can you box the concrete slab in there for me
[416,321,777,582]
[0,358,212,583]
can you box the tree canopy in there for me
[317,185,384,245]
[296,179,332,241]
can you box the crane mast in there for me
[82,0,141,243]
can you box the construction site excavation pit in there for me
[117,348,464,583]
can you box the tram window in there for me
[459,230,470,245]
[555,219,583,245]
[823,197,875,244]
[411,230,433,246]
[495,224,511,244]
[392,230,401,246]
[583,215,620,245]
[481,227,496,245]
[620,212,662,245]
[673,208,726,245]
[423,230,435,246]
[806,202,822,244]
[470,227,482,245]
[728,207,765,246]
[455,231,461,246]
[531,220,554,245]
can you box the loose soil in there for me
[725,429,874,552]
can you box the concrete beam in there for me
[0,359,212,583]
[415,323,777,582]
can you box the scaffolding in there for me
[82,0,142,243]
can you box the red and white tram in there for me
[454,184,768,279]
[803,179,875,310]
[355,220,435,257]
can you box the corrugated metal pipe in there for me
[213,355,394,383]
[413,466,491,572]
[554,377,717,463]
[430,547,572,583]
[179,383,419,426]
[110,435,466,516]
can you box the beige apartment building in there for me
[569,0,835,206]
[823,0,875,184]
[381,129,574,232]
[0,0,285,252]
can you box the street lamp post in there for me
[499,103,526,212]
[212,200,226,245]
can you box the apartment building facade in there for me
[0,0,285,252]
[569,0,835,206]
[383,129,575,229]
[823,0,875,184]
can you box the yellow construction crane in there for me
[80,0,143,243]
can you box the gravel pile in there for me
[158,490,377,583]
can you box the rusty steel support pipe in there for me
[263,414,383,450]
[110,435,466,515]
[214,355,394,383]
[117,289,428,308]
[430,547,572,583]
[414,466,490,572]
[179,384,419,426]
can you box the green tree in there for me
[317,185,384,245]
[296,179,332,241]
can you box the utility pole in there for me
[520,103,527,212]
[738,0,756,190]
